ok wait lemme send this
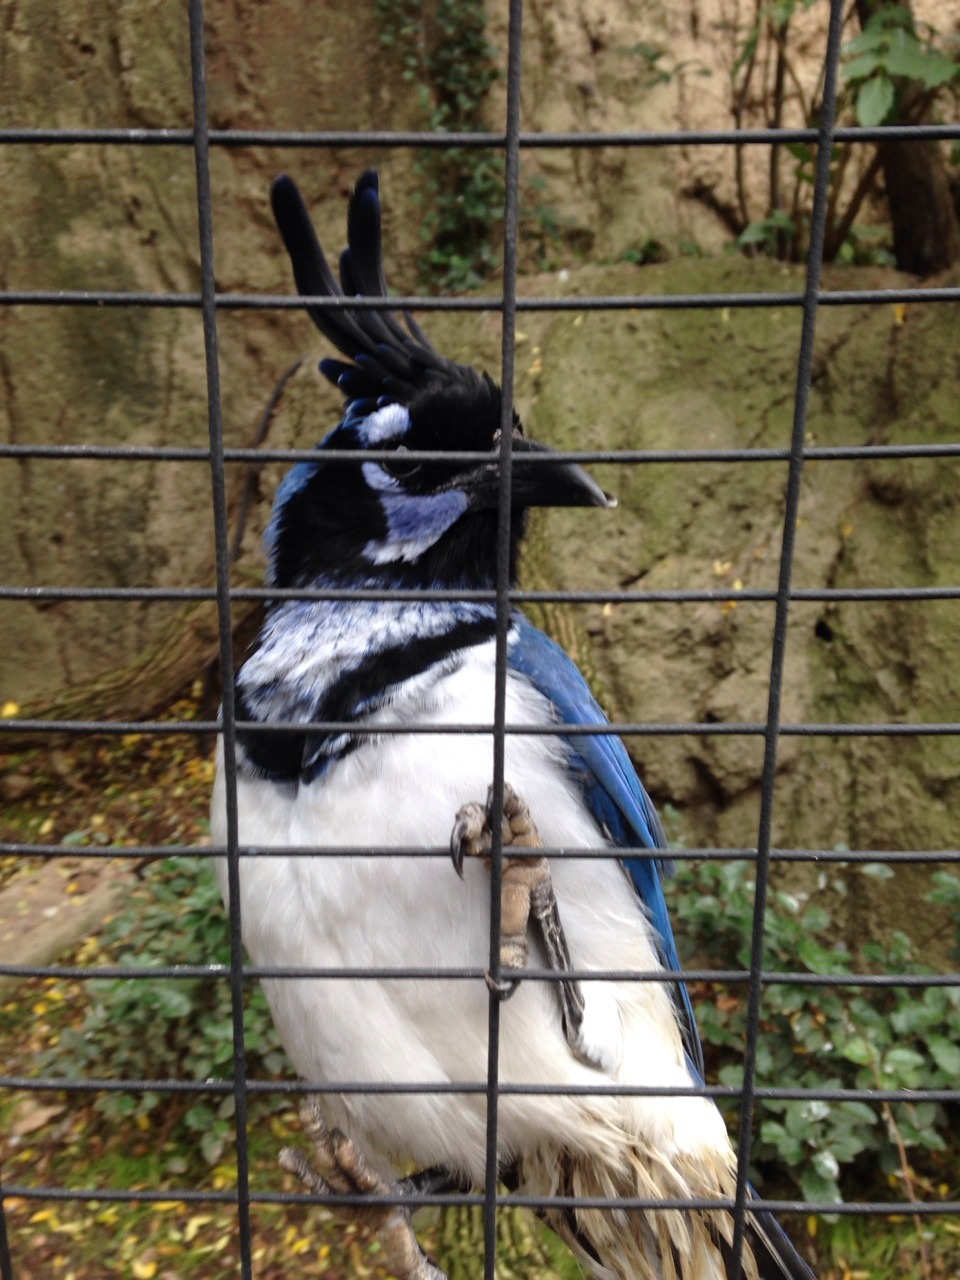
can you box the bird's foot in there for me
[279,1098,447,1280]
[450,783,602,1071]
[451,782,546,973]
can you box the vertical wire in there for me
[482,2,525,1278]
[187,1,254,1276]
[726,0,846,1274]
[0,1175,11,1280]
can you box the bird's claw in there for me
[450,784,601,1069]
[449,801,489,878]
[280,1098,448,1280]
[450,783,540,872]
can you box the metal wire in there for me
[4,716,960,737]
[186,2,254,1275]
[728,4,846,1270]
[4,283,960,308]
[1,0,959,1277]
[480,3,527,1273]
[2,123,960,147]
[2,842,958,865]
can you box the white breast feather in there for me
[212,639,730,1183]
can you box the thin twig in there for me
[879,1098,932,1280]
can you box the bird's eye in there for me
[381,444,421,479]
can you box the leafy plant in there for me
[667,850,960,1205]
[619,238,670,267]
[734,209,797,257]
[711,0,960,265]
[834,221,896,266]
[843,5,959,126]
[375,0,503,290]
[39,857,290,1164]
[37,840,960,1198]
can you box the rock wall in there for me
[518,260,959,875]
[2,0,958,885]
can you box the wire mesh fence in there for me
[1,0,959,1277]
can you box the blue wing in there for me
[508,614,703,1077]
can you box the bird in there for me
[211,169,816,1280]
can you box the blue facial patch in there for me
[363,480,469,565]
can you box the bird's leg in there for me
[450,783,600,1069]
[279,1098,448,1280]
[451,782,546,973]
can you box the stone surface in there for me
[0,857,131,985]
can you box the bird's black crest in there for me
[271,170,506,420]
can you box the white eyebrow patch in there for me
[361,402,410,444]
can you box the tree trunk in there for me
[878,101,960,275]
[854,0,960,275]
[8,599,261,749]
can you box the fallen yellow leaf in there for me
[184,1215,212,1243]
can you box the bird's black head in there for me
[265,171,613,592]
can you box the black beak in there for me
[458,437,615,511]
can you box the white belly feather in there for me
[211,640,729,1183]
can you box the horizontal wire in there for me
[2,286,959,311]
[2,717,957,737]
[1,960,955,986]
[1,1181,956,1217]
[2,585,957,605]
[2,1074,959,1105]
[2,124,959,147]
[2,442,959,465]
[3,842,957,864]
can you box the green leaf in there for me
[812,1150,840,1181]
[927,1035,960,1076]
[881,1046,926,1084]
[800,1099,831,1124]
[914,49,958,89]
[797,937,843,974]
[760,1121,804,1164]
[799,1166,842,1205]
[843,51,881,82]
[153,985,193,1018]
[841,1037,877,1067]
[785,141,814,164]
[184,1103,214,1130]
[883,29,927,79]
[738,221,772,246]
[843,28,885,58]
[884,30,957,86]
[890,998,937,1035]
[860,861,895,880]
[201,1127,226,1165]
[856,74,895,126]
